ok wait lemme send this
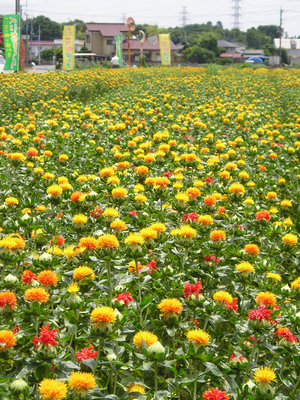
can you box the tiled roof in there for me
[122,38,177,51]
[28,40,54,45]
[219,53,242,58]
[84,23,128,37]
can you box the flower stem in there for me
[243,333,257,384]
[93,340,102,374]
[193,358,197,400]
[154,360,158,397]
[34,314,39,336]
[106,258,112,307]
[134,257,143,326]
[291,374,300,397]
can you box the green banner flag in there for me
[2,14,19,72]
[115,34,123,67]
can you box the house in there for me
[274,38,300,58]
[218,40,246,54]
[83,23,128,58]
[54,39,84,52]
[243,49,265,60]
[122,38,177,66]
[219,53,243,63]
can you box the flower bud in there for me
[67,293,82,306]
[4,273,18,284]
[114,285,125,293]
[39,252,53,263]
[106,352,117,361]
[10,378,28,394]
[148,341,165,358]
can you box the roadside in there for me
[24,65,56,73]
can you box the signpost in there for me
[2,14,20,72]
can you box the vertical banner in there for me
[115,33,123,67]
[2,14,20,72]
[62,25,75,71]
[159,34,171,66]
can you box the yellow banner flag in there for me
[159,34,171,66]
[62,25,75,71]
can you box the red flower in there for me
[147,259,157,274]
[27,149,38,157]
[32,324,58,348]
[183,281,203,300]
[49,235,65,246]
[56,212,63,219]
[190,318,199,326]
[226,298,238,312]
[129,211,138,217]
[115,292,134,306]
[247,305,272,322]
[90,206,103,218]
[183,212,198,222]
[274,327,297,343]
[204,255,220,264]
[21,270,37,286]
[258,165,266,172]
[13,325,21,334]
[76,344,98,362]
[205,176,214,184]
[164,171,174,177]
[255,211,270,221]
[202,387,229,400]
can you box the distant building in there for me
[243,49,265,59]
[274,38,300,58]
[218,40,246,54]
[122,38,177,66]
[83,23,128,58]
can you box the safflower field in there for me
[0,66,299,400]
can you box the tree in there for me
[62,19,85,40]
[184,46,215,63]
[22,15,62,40]
[40,48,55,60]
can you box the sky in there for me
[2,0,300,37]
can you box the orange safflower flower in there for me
[204,195,217,207]
[157,298,183,317]
[37,271,58,287]
[244,244,260,255]
[133,331,158,348]
[68,372,96,393]
[0,330,16,351]
[256,292,277,308]
[78,236,98,251]
[210,230,226,242]
[24,288,49,303]
[73,266,95,281]
[0,291,17,309]
[70,192,85,202]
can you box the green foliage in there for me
[184,46,215,63]
[40,48,55,61]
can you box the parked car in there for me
[0,55,5,73]
[0,55,14,73]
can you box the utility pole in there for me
[180,7,188,41]
[279,7,283,64]
[38,25,41,65]
[15,0,20,14]
[30,18,33,63]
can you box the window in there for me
[156,53,161,62]
[107,40,115,45]
[291,40,296,49]
[135,55,140,61]
[86,35,90,43]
